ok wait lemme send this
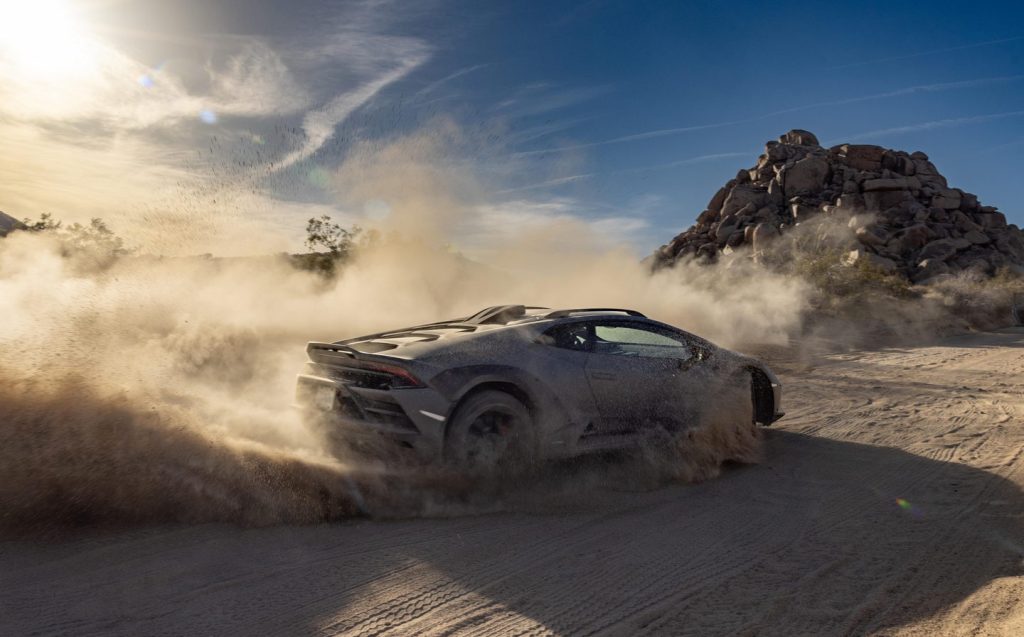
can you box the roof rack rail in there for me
[544,308,647,319]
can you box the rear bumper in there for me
[295,374,451,459]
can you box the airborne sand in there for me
[2,329,1023,636]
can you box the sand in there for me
[2,328,1023,636]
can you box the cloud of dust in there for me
[0,126,810,533]
[733,210,1024,358]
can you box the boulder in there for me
[964,229,990,245]
[881,152,916,176]
[706,185,731,217]
[751,222,778,252]
[714,214,740,241]
[780,129,820,146]
[931,188,961,210]
[721,184,769,217]
[949,237,971,251]
[977,211,1007,229]
[855,224,891,247]
[862,177,908,192]
[952,211,983,233]
[898,224,931,251]
[864,189,912,211]
[959,192,979,212]
[783,156,830,197]
[914,159,948,187]
[919,239,959,262]
[843,248,898,273]
[834,144,885,171]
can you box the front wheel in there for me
[444,390,534,471]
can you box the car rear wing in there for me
[306,341,361,364]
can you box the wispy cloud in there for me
[277,44,429,169]
[494,83,611,118]
[515,75,1024,156]
[829,34,1024,70]
[414,64,489,98]
[498,151,750,194]
[841,110,1024,142]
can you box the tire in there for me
[444,390,534,470]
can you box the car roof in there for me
[331,305,649,355]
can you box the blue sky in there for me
[1,0,1022,254]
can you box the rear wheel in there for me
[444,390,534,470]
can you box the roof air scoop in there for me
[466,305,528,325]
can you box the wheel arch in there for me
[453,380,536,418]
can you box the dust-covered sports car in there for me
[296,306,783,466]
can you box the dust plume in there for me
[0,126,809,533]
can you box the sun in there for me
[0,0,97,76]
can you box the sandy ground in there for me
[2,328,1023,636]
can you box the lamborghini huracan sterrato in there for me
[296,305,783,466]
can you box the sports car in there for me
[296,305,783,466]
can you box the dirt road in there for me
[3,329,1023,636]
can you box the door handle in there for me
[591,371,617,381]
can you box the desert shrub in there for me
[19,213,132,271]
[790,247,917,300]
[294,215,377,277]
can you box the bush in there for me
[19,213,132,270]
[295,215,376,277]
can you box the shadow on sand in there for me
[1,431,1022,635]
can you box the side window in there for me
[592,323,692,360]
[539,323,592,352]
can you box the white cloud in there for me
[842,110,1024,141]
[276,41,429,169]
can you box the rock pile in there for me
[0,211,26,237]
[651,130,1024,283]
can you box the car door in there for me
[583,320,700,434]
[531,321,606,448]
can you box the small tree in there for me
[304,215,363,256]
[22,212,61,232]
[297,215,377,277]
[19,213,132,269]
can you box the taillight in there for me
[357,361,423,388]
[308,358,423,389]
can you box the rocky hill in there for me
[0,211,26,237]
[651,130,1024,283]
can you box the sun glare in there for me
[0,0,97,76]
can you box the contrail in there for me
[840,110,1024,142]
[829,35,1024,70]
[514,75,1023,157]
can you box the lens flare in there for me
[306,166,331,188]
[138,74,154,88]
[199,109,218,125]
